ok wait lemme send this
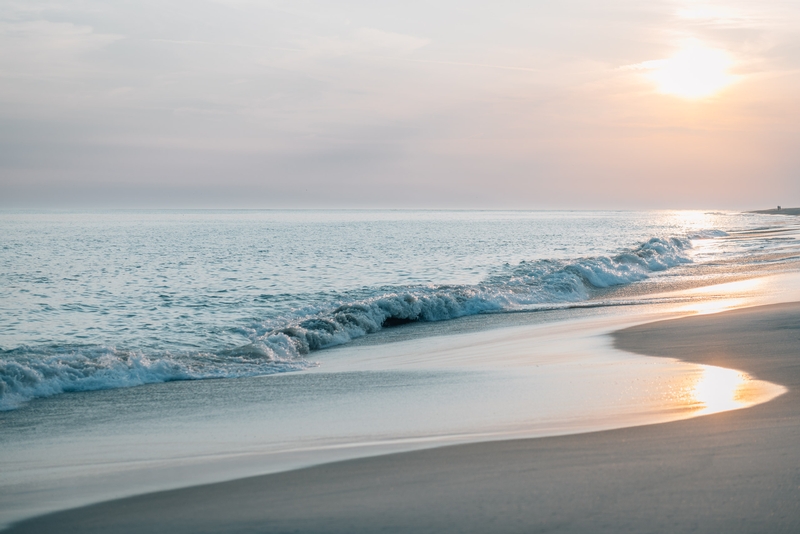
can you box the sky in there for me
[1,0,799,209]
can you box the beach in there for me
[3,211,800,531]
[3,0,800,527]
[6,301,800,533]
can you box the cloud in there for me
[355,28,430,54]
[1,1,799,208]
[675,4,752,26]
[295,27,429,59]
[0,20,122,78]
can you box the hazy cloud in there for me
[1,0,799,208]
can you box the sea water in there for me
[2,209,796,410]
[1,210,800,526]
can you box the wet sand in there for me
[7,302,800,533]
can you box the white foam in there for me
[255,235,693,352]
[0,346,308,411]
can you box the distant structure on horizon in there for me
[750,206,800,215]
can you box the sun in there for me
[637,42,737,99]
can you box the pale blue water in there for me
[1,209,798,410]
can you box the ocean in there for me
[2,209,800,525]
[2,209,795,410]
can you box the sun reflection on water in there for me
[683,364,786,416]
[678,298,747,315]
[692,366,750,414]
[677,278,765,315]
[688,278,764,296]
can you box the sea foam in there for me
[0,345,309,411]
[255,236,693,353]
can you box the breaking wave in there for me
[0,344,310,410]
[1,234,698,410]
[250,236,693,353]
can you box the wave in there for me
[0,345,310,411]
[688,229,728,239]
[253,236,693,354]
[0,234,698,410]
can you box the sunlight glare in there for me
[692,366,748,414]
[678,298,746,315]
[674,210,713,229]
[678,278,764,314]
[687,278,763,296]
[641,42,737,99]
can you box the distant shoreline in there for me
[750,207,800,215]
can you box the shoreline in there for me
[749,207,800,215]
[6,302,800,533]
[0,302,733,528]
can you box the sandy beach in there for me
[6,301,800,533]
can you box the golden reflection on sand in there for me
[692,366,749,414]
[687,278,764,296]
[685,365,786,416]
[678,298,747,315]
[678,279,765,315]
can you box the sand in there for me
[7,302,800,533]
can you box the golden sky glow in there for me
[1,1,798,208]
[632,41,738,99]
